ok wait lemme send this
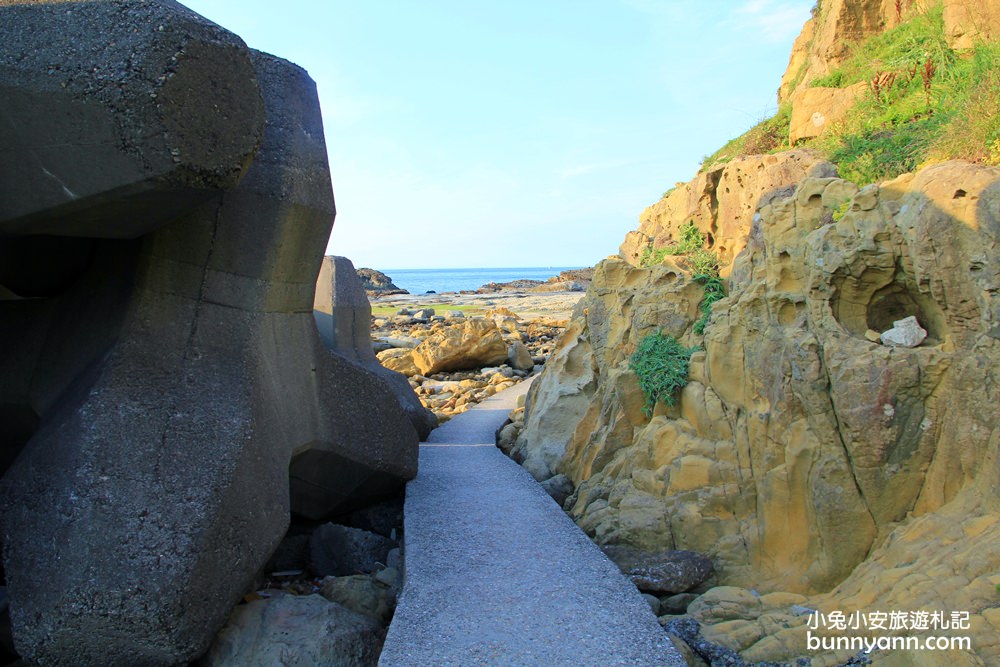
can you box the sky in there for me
[180,1,814,269]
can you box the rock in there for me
[788,83,867,144]
[201,594,383,667]
[880,315,928,348]
[314,256,436,439]
[412,308,435,320]
[309,524,397,577]
[658,593,699,615]
[375,335,423,349]
[410,318,509,375]
[777,0,892,103]
[620,150,832,271]
[320,575,395,624]
[517,159,1000,662]
[445,310,465,318]
[539,474,575,507]
[357,267,407,295]
[0,7,417,665]
[347,497,404,538]
[377,348,420,376]
[507,340,535,371]
[602,546,714,595]
[943,0,1000,49]
[530,280,584,292]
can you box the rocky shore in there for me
[369,289,582,422]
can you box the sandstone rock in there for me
[788,83,867,144]
[410,318,508,375]
[517,158,1000,665]
[314,256,436,439]
[320,575,395,625]
[602,546,714,595]
[620,150,832,272]
[309,524,397,577]
[377,348,420,376]
[943,0,1000,49]
[778,0,891,103]
[880,315,928,348]
[201,594,383,667]
[508,340,535,371]
[0,8,417,665]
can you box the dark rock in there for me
[347,497,404,538]
[0,4,417,665]
[601,546,714,594]
[356,267,407,295]
[201,594,384,666]
[659,592,699,615]
[540,473,574,507]
[309,524,397,577]
[320,575,395,625]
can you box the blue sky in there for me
[180,1,813,269]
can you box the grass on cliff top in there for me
[695,2,1000,186]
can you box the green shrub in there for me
[693,274,726,335]
[629,331,697,416]
[640,221,704,267]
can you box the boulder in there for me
[540,473,575,507]
[602,546,714,595]
[201,594,383,667]
[410,318,508,374]
[788,83,866,144]
[320,575,395,624]
[309,524,397,577]
[314,255,437,439]
[880,315,928,348]
[507,340,535,371]
[0,4,417,665]
[377,348,420,376]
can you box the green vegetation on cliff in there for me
[701,2,1000,183]
[629,331,697,415]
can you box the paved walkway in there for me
[379,380,684,666]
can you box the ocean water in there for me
[381,267,585,295]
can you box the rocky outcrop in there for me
[314,255,437,439]
[620,150,835,273]
[409,318,509,375]
[0,2,416,665]
[515,160,1000,661]
[357,267,408,296]
[788,82,867,144]
[779,0,1000,102]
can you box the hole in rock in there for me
[953,189,967,199]
[833,269,948,344]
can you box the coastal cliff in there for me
[513,1,1000,663]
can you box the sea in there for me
[381,267,586,295]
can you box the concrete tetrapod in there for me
[0,4,417,664]
[380,380,684,666]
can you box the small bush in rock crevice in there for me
[629,331,697,416]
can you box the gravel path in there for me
[379,380,684,666]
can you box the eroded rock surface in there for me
[516,159,1000,662]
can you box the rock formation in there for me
[356,267,408,296]
[0,1,417,664]
[515,156,1000,661]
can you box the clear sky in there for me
[180,1,813,269]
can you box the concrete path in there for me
[379,380,684,666]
